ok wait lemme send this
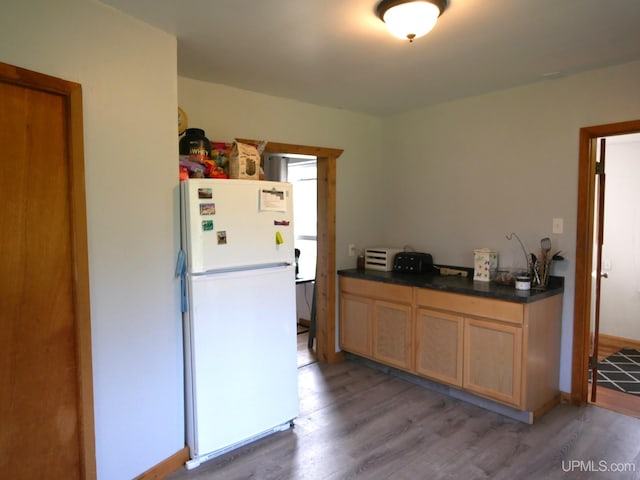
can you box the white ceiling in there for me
[99,0,640,116]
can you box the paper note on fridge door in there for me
[259,188,286,211]
[182,179,294,273]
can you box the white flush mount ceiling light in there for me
[376,0,448,43]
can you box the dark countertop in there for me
[338,268,564,304]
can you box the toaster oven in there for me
[393,252,434,274]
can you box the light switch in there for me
[552,218,564,234]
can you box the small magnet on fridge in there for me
[275,231,284,245]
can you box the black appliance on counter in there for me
[392,252,434,274]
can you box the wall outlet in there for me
[552,218,564,234]
[348,244,356,257]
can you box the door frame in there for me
[571,119,640,405]
[0,62,96,477]
[238,139,344,362]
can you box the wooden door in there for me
[0,62,95,479]
[590,138,607,402]
[572,119,640,405]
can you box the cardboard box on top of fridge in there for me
[229,141,260,180]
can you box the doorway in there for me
[240,138,344,363]
[572,119,640,418]
[263,153,319,367]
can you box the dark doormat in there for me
[591,348,640,395]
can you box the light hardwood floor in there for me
[591,334,640,419]
[589,382,640,419]
[167,359,640,480]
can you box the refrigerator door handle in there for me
[189,262,292,277]
[175,249,188,313]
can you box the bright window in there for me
[288,160,317,279]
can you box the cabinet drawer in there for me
[340,277,412,304]
[415,288,524,325]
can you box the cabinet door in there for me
[415,308,463,386]
[373,301,413,370]
[463,318,522,407]
[340,293,372,356]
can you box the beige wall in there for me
[178,76,386,268]
[181,62,640,392]
[3,0,640,475]
[380,59,640,390]
[0,1,182,478]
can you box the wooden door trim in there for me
[0,61,96,478]
[238,139,344,362]
[572,119,640,405]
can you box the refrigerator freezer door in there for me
[181,179,294,273]
[184,264,299,458]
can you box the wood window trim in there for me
[238,139,344,362]
[571,119,640,405]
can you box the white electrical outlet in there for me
[348,244,356,256]
[552,218,564,234]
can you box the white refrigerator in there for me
[179,178,299,469]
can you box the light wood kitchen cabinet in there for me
[415,308,463,387]
[339,274,563,421]
[339,277,413,370]
[415,288,562,413]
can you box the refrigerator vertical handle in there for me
[176,249,188,312]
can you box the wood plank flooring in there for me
[597,334,640,361]
[590,381,640,419]
[592,334,640,419]
[167,359,640,480]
